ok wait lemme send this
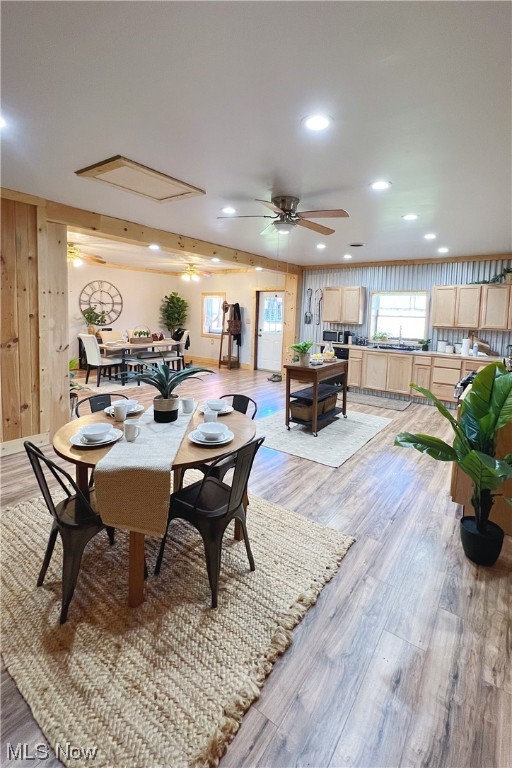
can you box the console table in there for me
[284,359,348,436]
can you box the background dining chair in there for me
[220,394,258,420]
[75,393,129,417]
[98,330,123,343]
[182,393,259,486]
[154,437,264,608]
[24,441,115,624]
[78,334,123,388]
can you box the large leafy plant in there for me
[290,341,313,354]
[160,292,188,333]
[395,362,512,533]
[135,361,212,399]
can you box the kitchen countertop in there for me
[320,342,502,362]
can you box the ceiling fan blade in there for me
[82,253,106,264]
[260,222,275,235]
[296,219,335,236]
[297,209,349,219]
[217,215,274,219]
[255,199,285,214]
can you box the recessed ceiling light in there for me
[438,247,449,254]
[316,243,327,250]
[402,213,418,221]
[0,116,7,129]
[221,206,236,214]
[370,180,392,191]
[211,257,220,263]
[424,233,437,240]
[343,254,352,260]
[148,243,160,251]
[255,266,263,271]
[304,114,331,131]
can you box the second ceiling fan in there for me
[219,195,349,236]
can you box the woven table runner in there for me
[94,405,194,536]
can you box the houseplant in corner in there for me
[160,292,189,335]
[136,361,212,422]
[290,341,313,366]
[395,362,512,565]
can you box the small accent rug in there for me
[347,392,411,411]
[257,410,391,467]
[1,493,354,767]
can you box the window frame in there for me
[369,289,429,342]
[201,292,226,338]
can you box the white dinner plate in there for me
[197,404,234,415]
[104,403,144,416]
[70,428,123,448]
[188,428,234,446]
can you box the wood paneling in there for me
[283,273,300,367]
[1,199,39,441]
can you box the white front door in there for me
[256,292,284,371]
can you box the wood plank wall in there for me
[1,199,40,441]
[1,195,69,453]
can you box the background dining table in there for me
[52,407,257,607]
[98,339,185,383]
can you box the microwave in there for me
[322,330,339,342]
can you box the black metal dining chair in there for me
[220,394,258,420]
[24,441,115,624]
[154,437,264,608]
[75,393,129,417]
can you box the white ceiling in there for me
[2,1,511,270]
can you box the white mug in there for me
[203,408,218,423]
[181,396,194,414]
[124,420,141,442]
[113,402,129,422]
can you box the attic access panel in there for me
[75,155,205,203]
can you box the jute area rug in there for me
[347,391,411,411]
[1,490,354,767]
[257,410,391,467]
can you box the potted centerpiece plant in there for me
[160,292,189,335]
[290,341,314,366]
[136,360,212,422]
[395,362,512,566]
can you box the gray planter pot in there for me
[299,353,310,366]
[153,394,179,423]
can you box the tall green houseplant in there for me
[395,362,512,565]
[160,292,188,334]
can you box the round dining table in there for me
[52,407,257,607]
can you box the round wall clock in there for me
[79,280,123,324]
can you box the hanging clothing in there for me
[227,303,242,346]
[171,328,190,349]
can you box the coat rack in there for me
[218,301,241,369]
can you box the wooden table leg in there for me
[129,531,145,607]
[76,464,90,492]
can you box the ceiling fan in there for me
[180,263,212,282]
[67,242,106,267]
[218,195,349,236]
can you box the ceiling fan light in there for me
[191,274,200,282]
[273,220,293,234]
[181,273,191,281]
[72,257,84,267]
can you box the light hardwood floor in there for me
[1,368,511,767]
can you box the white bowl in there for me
[206,399,226,412]
[80,423,113,443]
[197,423,228,441]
